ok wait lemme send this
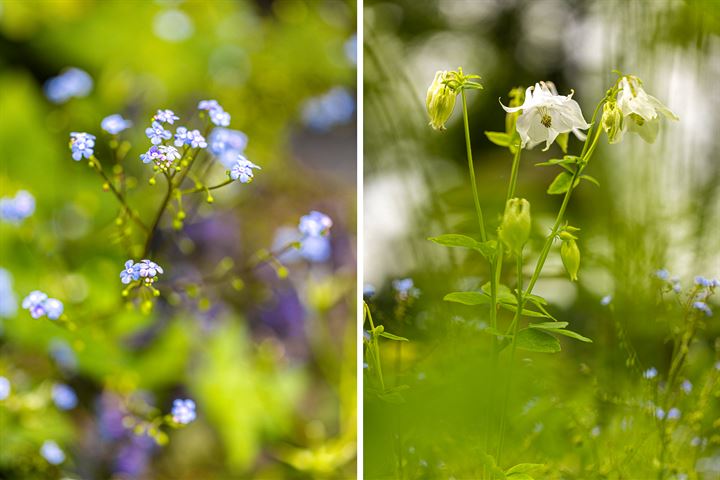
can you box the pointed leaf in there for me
[552,329,593,343]
[485,131,511,147]
[500,303,551,318]
[547,172,574,194]
[516,328,561,353]
[529,322,568,330]
[556,132,569,153]
[481,282,514,302]
[428,234,479,249]
[581,174,600,187]
[379,331,409,342]
[444,292,491,306]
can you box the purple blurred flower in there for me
[40,440,65,465]
[298,211,332,237]
[0,190,35,224]
[171,398,196,424]
[44,67,92,104]
[52,384,78,410]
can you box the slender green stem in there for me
[524,124,603,297]
[496,252,524,465]
[182,178,233,194]
[364,302,386,390]
[461,89,487,242]
[142,172,173,257]
[90,157,149,233]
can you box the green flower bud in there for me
[426,70,457,131]
[561,238,580,281]
[499,198,531,255]
[601,101,624,144]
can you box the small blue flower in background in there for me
[140,145,181,170]
[174,127,206,149]
[298,211,333,237]
[120,260,140,284]
[198,99,220,111]
[145,121,172,145]
[22,290,49,319]
[52,383,78,410]
[170,398,196,424]
[209,108,231,127]
[301,87,355,132]
[49,339,78,372]
[208,127,248,168]
[393,278,419,301]
[666,407,681,420]
[101,114,132,135]
[299,235,331,263]
[40,440,65,465]
[681,379,692,393]
[44,67,92,104]
[0,268,18,317]
[0,190,35,225]
[344,34,357,65]
[692,301,712,316]
[600,295,612,306]
[69,132,96,160]
[153,109,179,124]
[22,291,63,320]
[643,367,658,379]
[44,298,64,320]
[694,276,717,288]
[655,269,670,281]
[363,283,376,299]
[655,407,665,420]
[0,376,10,400]
[229,157,261,184]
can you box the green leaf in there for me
[506,463,544,475]
[444,292,491,306]
[535,155,580,167]
[556,132,569,153]
[516,328,561,353]
[485,131,511,147]
[524,293,548,305]
[507,474,534,480]
[581,174,600,187]
[479,453,506,479]
[500,303,551,318]
[379,331,409,342]
[481,282,514,302]
[552,328,593,343]
[428,234,479,249]
[547,171,575,194]
[529,322,568,329]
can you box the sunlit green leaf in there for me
[516,328,561,353]
[444,292,491,305]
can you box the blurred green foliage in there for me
[364,0,719,479]
[0,1,356,478]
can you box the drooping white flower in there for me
[615,76,677,143]
[501,82,590,151]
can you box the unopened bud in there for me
[499,198,531,255]
[601,101,624,144]
[426,71,457,131]
[561,238,581,281]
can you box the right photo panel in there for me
[362,1,719,479]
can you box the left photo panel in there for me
[0,1,357,479]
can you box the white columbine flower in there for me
[615,76,678,143]
[501,82,590,151]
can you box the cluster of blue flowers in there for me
[174,127,207,149]
[0,190,35,224]
[22,291,64,320]
[69,132,96,161]
[120,260,165,285]
[140,145,181,171]
[198,99,231,126]
[655,406,681,421]
[44,67,92,104]
[655,268,682,293]
[299,211,333,237]
[301,87,355,132]
[170,398,196,425]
